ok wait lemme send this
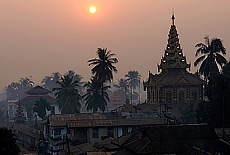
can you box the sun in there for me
[89,6,97,14]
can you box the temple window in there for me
[157,91,159,101]
[179,91,185,103]
[191,90,197,101]
[147,90,151,101]
[166,91,172,103]
[152,91,155,102]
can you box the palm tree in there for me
[194,36,227,80]
[41,72,61,91]
[83,76,110,113]
[88,48,118,85]
[88,48,118,110]
[5,82,21,100]
[125,70,141,104]
[114,78,129,100]
[18,77,34,98]
[64,70,85,95]
[65,70,82,81]
[53,75,81,114]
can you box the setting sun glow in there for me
[89,6,96,14]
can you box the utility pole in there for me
[65,124,70,155]
[222,96,225,139]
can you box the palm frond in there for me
[194,55,206,66]
[216,53,227,68]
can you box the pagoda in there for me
[144,14,205,105]
[14,101,26,123]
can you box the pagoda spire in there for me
[172,12,175,25]
[158,14,190,73]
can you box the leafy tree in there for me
[178,100,197,123]
[197,61,230,127]
[194,36,227,80]
[125,70,141,104]
[25,104,33,121]
[53,75,81,114]
[83,76,110,113]
[33,97,51,120]
[0,127,20,155]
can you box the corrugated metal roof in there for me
[13,123,38,138]
[48,114,162,127]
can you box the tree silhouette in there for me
[194,36,227,80]
[53,75,81,114]
[0,127,20,155]
[33,97,51,120]
[125,70,141,104]
[88,48,118,110]
[88,48,118,83]
[41,72,61,91]
[83,76,110,113]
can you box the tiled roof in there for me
[13,123,38,138]
[112,124,226,154]
[153,70,204,85]
[48,114,163,127]
[17,95,56,105]
[25,85,52,95]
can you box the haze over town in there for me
[0,0,230,91]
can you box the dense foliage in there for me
[196,61,230,127]
[5,77,34,100]
[0,127,20,155]
[33,97,51,119]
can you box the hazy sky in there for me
[0,0,230,91]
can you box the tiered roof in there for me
[158,14,190,72]
[144,14,205,87]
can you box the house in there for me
[15,85,60,121]
[112,124,230,154]
[44,113,163,154]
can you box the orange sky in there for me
[0,0,230,91]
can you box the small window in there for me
[166,91,172,103]
[191,90,197,101]
[107,127,114,137]
[122,127,128,135]
[54,128,62,135]
[51,106,55,115]
[93,128,99,138]
[179,91,185,103]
